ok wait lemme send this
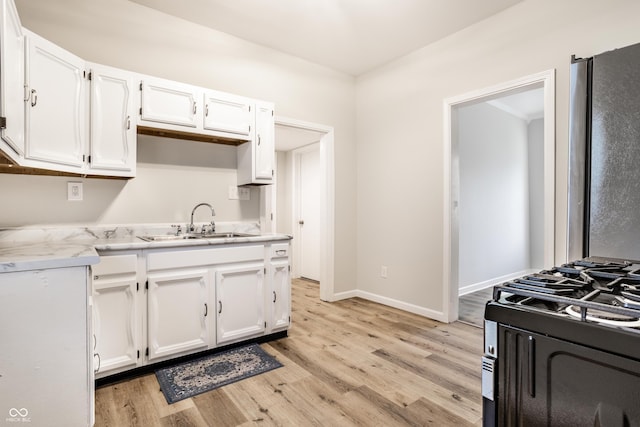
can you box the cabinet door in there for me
[203,90,253,137]
[92,254,138,375]
[216,263,265,345]
[25,30,85,168]
[0,0,25,159]
[88,63,135,176]
[140,77,199,128]
[147,269,209,361]
[254,101,274,181]
[270,259,291,331]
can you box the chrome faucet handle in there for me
[171,224,183,236]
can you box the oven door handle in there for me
[528,335,536,397]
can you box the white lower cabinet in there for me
[147,268,210,361]
[92,253,139,377]
[215,262,266,345]
[269,258,291,332]
[0,266,92,427]
[92,240,291,378]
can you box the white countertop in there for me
[0,241,100,273]
[0,223,291,273]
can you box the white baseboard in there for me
[458,269,536,296]
[331,289,447,323]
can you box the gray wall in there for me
[356,0,640,315]
[458,103,530,288]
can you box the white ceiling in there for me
[487,87,544,123]
[130,0,523,76]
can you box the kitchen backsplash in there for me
[0,222,261,243]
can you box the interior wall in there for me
[275,151,292,235]
[9,0,357,294]
[457,103,529,288]
[528,118,545,269]
[355,0,640,315]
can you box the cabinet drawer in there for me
[147,245,264,271]
[93,254,137,277]
[270,243,289,259]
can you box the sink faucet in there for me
[189,203,216,233]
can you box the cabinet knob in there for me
[30,89,38,107]
[273,291,277,303]
[218,301,222,314]
[193,101,197,115]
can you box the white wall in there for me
[8,0,357,293]
[457,103,529,288]
[355,0,640,316]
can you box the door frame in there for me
[268,116,335,302]
[442,69,556,322]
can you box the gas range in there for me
[491,257,640,330]
[482,257,640,426]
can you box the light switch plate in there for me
[67,182,83,201]
[238,187,250,201]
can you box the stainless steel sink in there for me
[137,232,255,242]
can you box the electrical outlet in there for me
[228,185,239,200]
[67,182,83,201]
[381,265,388,279]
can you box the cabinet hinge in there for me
[139,82,143,91]
[137,350,140,359]
[145,347,149,357]
[0,117,5,129]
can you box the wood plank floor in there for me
[95,279,484,426]
[458,288,493,328]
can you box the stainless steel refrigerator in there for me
[568,42,640,262]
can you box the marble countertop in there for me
[0,223,291,273]
[0,241,100,273]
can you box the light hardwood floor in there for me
[95,279,484,426]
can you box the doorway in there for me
[294,143,321,281]
[443,70,556,322]
[270,117,335,301]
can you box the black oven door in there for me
[497,325,640,426]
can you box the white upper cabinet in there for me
[139,76,201,129]
[0,0,25,161]
[255,101,275,180]
[24,29,85,170]
[203,90,253,138]
[88,63,136,176]
[237,101,274,185]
